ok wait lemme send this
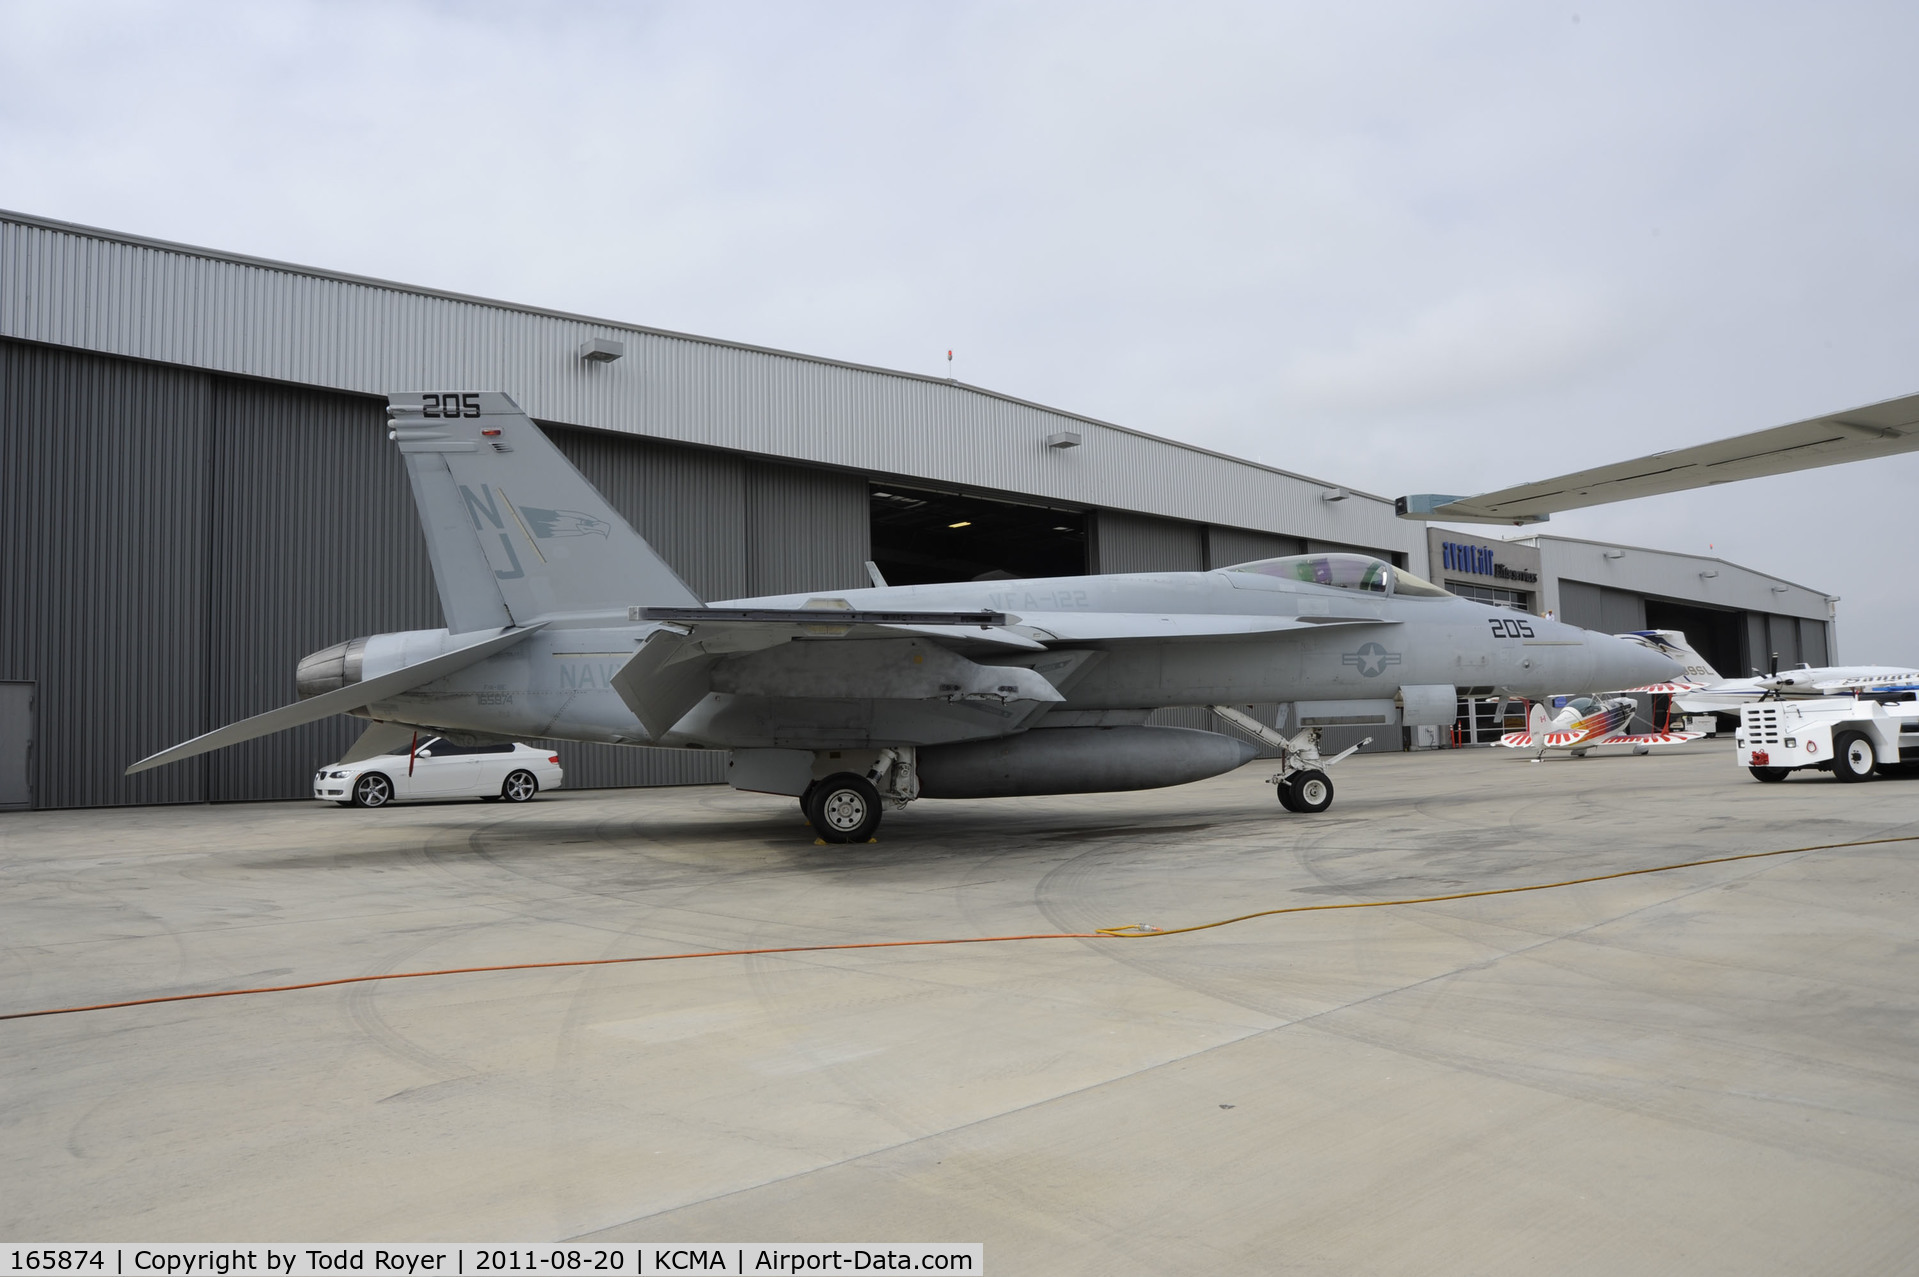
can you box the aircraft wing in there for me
[633,606,1047,653]
[1605,731,1705,745]
[1395,390,1919,524]
[1620,681,1706,694]
[1008,612,1398,643]
[1496,730,1583,748]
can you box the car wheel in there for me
[1748,766,1789,783]
[1832,732,1877,782]
[350,772,394,808]
[805,772,881,843]
[1286,769,1334,813]
[501,769,540,803]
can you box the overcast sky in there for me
[4,1,1916,664]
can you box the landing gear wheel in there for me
[1280,769,1333,814]
[1748,766,1790,783]
[1833,732,1877,782]
[799,780,818,825]
[1276,781,1301,812]
[500,769,539,803]
[805,772,881,843]
[350,772,393,808]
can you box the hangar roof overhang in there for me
[0,208,1417,559]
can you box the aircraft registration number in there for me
[1488,617,1535,638]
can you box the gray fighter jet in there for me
[129,392,1680,840]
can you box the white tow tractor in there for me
[1737,690,1919,782]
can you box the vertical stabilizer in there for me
[388,392,700,627]
[1622,629,1719,684]
[1527,702,1552,738]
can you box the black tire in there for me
[799,780,819,825]
[1748,766,1790,783]
[500,769,540,803]
[1832,732,1877,783]
[350,772,394,808]
[805,772,882,843]
[1275,780,1301,812]
[1287,769,1334,814]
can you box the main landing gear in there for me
[800,747,919,843]
[1211,705,1368,816]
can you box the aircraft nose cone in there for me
[1594,632,1683,691]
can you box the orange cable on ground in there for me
[4,833,1914,1023]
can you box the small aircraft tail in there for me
[1620,629,1719,684]
[1527,702,1552,738]
[388,391,700,630]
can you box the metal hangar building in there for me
[0,210,1834,809]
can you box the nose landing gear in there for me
[1212,705,1368,816]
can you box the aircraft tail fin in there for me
[388,392,700,630]
[1527,702,1552,738]
[1621,629,1719,684]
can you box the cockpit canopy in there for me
[1225,553,1451,598]
[1564,696,1598,715]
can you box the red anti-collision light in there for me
[482,428,502,436]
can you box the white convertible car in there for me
[313,738,564,808]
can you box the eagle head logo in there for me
[521,507,611,539]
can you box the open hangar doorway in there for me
[869,484,1088,586]
[1643,599,1747,681]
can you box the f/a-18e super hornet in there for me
[129,392,1681,841]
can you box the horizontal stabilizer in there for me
[1608,732,1705,745]
[125,625,543,774]
[1621,682,1706,694]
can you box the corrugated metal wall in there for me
[547,426,749,601]
[1765,614,1802,671]
[1092,511,1206,574]
[1799,618,1829,667]
[204,379,441,801]
[745,463,872,595]
[0,214,1423,564]
[2,338,887,807]
[1558,580,1648,633]
[1205,526,1305,569]
[2,340,212,807]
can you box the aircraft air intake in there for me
[295,637,369,699]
